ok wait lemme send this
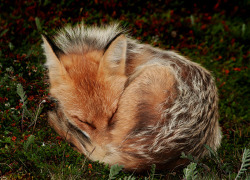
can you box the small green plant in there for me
[109,164,124,180]
[241,23,246,38]
[23,135,35,151]
[183,162,198,180]
[17,83,45,133]
[150,164,156,180]
[181,152,199,164]
[122,176,136,180]
[115,164,157,180]
[17,83,29,113]
[235,148,250,180]
[204,144,220,163]
[190,15,195,26]
[35,17,43,32]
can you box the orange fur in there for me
[42,25,221,171]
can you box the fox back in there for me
[42,23,221,171]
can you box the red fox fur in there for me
[42,23,221,171]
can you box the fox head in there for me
[42,31,128,154]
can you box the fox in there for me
[42,23,222,171]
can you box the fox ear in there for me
[99,34,127,76]
[42,34,64,68]
[42,34,68,84]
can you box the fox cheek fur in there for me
[42,23,222,171]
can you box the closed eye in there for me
[82,121,96,130]
[68,122,91,144]
[72,115,96,130]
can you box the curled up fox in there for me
[42,23,222,171]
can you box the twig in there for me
[32,100,46,134]
[0,163,13,170]
[21,108,24,133]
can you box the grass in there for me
[0,0,249,179]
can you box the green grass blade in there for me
[35,17,42,32]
